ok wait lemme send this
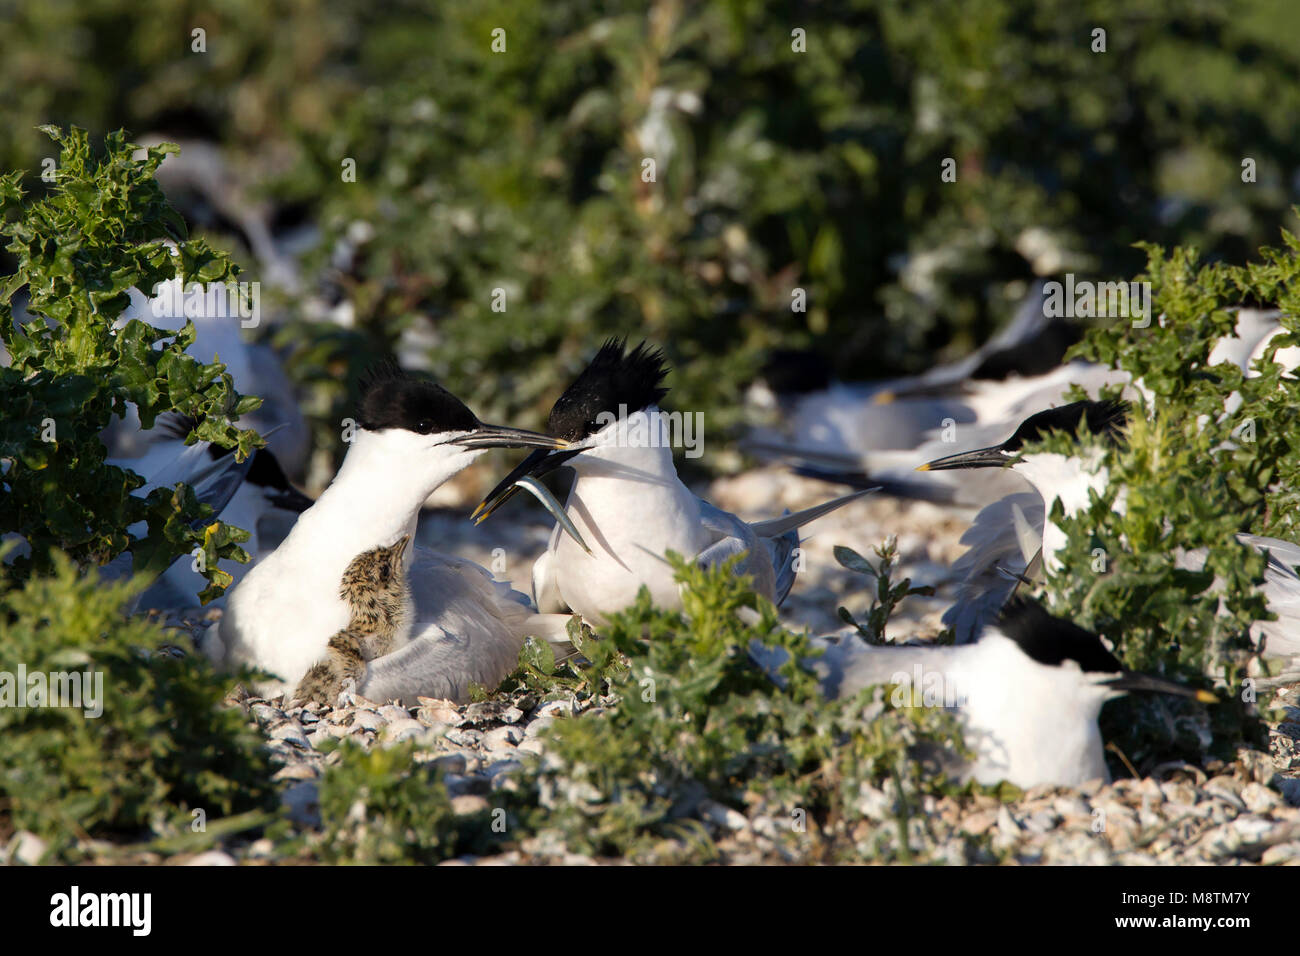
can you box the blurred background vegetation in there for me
[3,0,1299,467]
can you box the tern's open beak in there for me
[469,446,592,554]
[917,444,1014,472]
[456,424,571,451]
[1101,671,1217,703]
[471,446,581,523]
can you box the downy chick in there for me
[292,534,412,706]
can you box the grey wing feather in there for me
[746,488,873,539]
[942,492,1044,643]
[255,508,298,555]
[748,634,963,700]
[696,500,778,600]
[1237,532,1300,571]
[358,548,532,705]
[1249,541,1300,671]
[766,525,800,606]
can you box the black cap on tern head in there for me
[1001,399,1129,453]
[357,362,481,435]
[354,362,565,451]
[546,338,671,443]
[919,398,1130,471]
[995,597,1217,702]
[996,597,1122,673]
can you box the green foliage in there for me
[834,537,936,644]
[1032,236,1300,765]
[0,127,261,599]
[279,0,1300,441]
[0,552,278,861]
[317,740,496,864]
[508,615,630,701]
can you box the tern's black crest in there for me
[547,338,670,442]
[357,363,480,435]
[1003,399,1129,452]
[996,597,1122,674]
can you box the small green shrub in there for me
[317,740,499,864]
[0,552,278,861]
[834,537,937,645]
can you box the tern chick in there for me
[292,535,412,706]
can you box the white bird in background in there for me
[743,286,1112,507]
[746,299,1294,511]
[779,597,1216,789]
[103,276,310,479]
[133,415,315,609]
[210,365,573,704]
[471,339,872,626]
[918,399,1130,641]
[53,419,258,595]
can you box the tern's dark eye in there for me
[416,420,433,434]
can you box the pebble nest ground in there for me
[9,467,1296,865]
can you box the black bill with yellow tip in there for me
[472,447,581,522]
[470,446,593,554]
[1101,671,1217,704]
[917,444,1015,472]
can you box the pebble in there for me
[184,850,237,866]
[429,753,468,776]
[446,729,483,748]
[269,722,311,749]
[8,831,47,866]
[483,726,523,750]
[382,718,429,743]
[417,698,464,727]
[350,710,387,733]
[698,799,749,832]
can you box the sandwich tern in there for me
[922,399,1300,681]
[784,597,1215,788]
[210,364,572,702]
[472,339,872,625]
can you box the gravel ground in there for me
[14,465,1295,865]
[171,678,1300,865]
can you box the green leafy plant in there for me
[506,615,630,700]
[0,552,278,861]
[0,127,261,600]
[835,537,936,644]
[316,740,496,865]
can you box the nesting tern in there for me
[210,364,572,703]
[780,597,1216,788]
